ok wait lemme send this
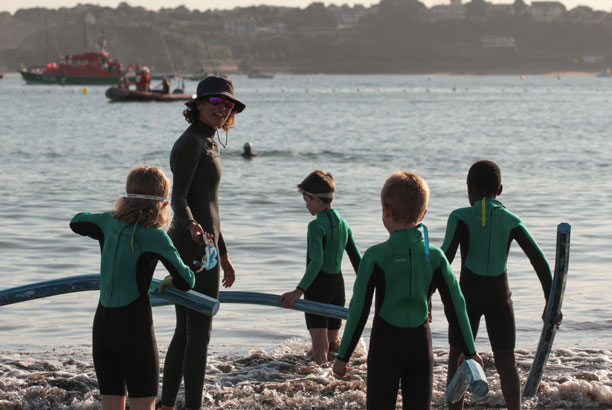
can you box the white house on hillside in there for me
[530,1,566,21]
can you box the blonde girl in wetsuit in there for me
[70,166,196,410]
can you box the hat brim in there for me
[186,91,245,113]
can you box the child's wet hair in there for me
[113,166,171,228]
[298,170,335,204]
[381,171,429,225]
[467,160,501,197]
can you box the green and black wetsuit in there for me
[441,199,552,351]
[162,120,227,409]
[70,211,195,397]
[298,208,361,330]
[337,227,476,410]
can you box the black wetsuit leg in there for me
[367,316,433,410]
[161,263,220,408]
[448,269,516,409]
[93,297,158,397]
[303,271,345,330]
[449,269,515,351]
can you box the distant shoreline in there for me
[2,70,601,77]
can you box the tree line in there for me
[1,0,611,74]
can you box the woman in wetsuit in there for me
[70,166,195,410]
[161,76,246,410]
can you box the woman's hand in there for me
[220,253,235,288]
[188,222,212,244]
[333,359,348,377]
[280,288,304,308]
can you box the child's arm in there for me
[152,230,196,291]
[280,288,303,308]
[296,221,325,291]
[433,250,477,356]
[441,212,467,264]
[512,223,553,303]
[280,221,324,308]
[345,227,362,274]
[336,251,377,364]
[333,358,348,377]
[70,212,106,249]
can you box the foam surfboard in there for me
[0,275,349,320]
[150,291,348,320]
[522,222,571,398]
[0,274,219,317]
[446,358,489,403]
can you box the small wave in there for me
[0,345,610,409]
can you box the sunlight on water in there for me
[1,73,611,408]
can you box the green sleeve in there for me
[337,250,376,361]
[71,211,106,226]
[297,221,325,291]
[345,227,362,274]
[513,223,553,301]
[70,212,109,242]
[151,229,196,290]
[441,211,460,257]
[434,250,476,356]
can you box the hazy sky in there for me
[0,0,609,14]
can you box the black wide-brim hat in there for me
[186,75,246,113]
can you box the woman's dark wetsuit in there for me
[441,199,552,408]
[337,227,476,410]
[297,208,361,330]
[70,212,195,398]
[162,120,227,409]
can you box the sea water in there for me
[0,73,610,408]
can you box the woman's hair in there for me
[113,166,171,228]
[467,160,501,197]
[297,170,335,204]
[381,171,429,225]
[183,99,236,131]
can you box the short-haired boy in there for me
[442,160,555,410]
[333,171,482,409]
[280,170,362,364]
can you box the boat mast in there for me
[83,21,88,50]
[45,15,50,62]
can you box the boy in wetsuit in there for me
[280,170,361,364]
[333,171,482,410]
[442,160,554,410]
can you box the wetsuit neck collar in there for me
[390,225,430,262]
[194,119,216,138]
[473,198,503,208]
[390,226,422,244]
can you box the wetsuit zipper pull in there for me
[409,249,413,299]
[417,223,430,263]
[481,198,487,227]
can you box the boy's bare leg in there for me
[327,329,340,353]
[102,395,126,410]
[161,406,175,410]
[494,348,521,410]
[127,396,156,410]
[309,328,329,364]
